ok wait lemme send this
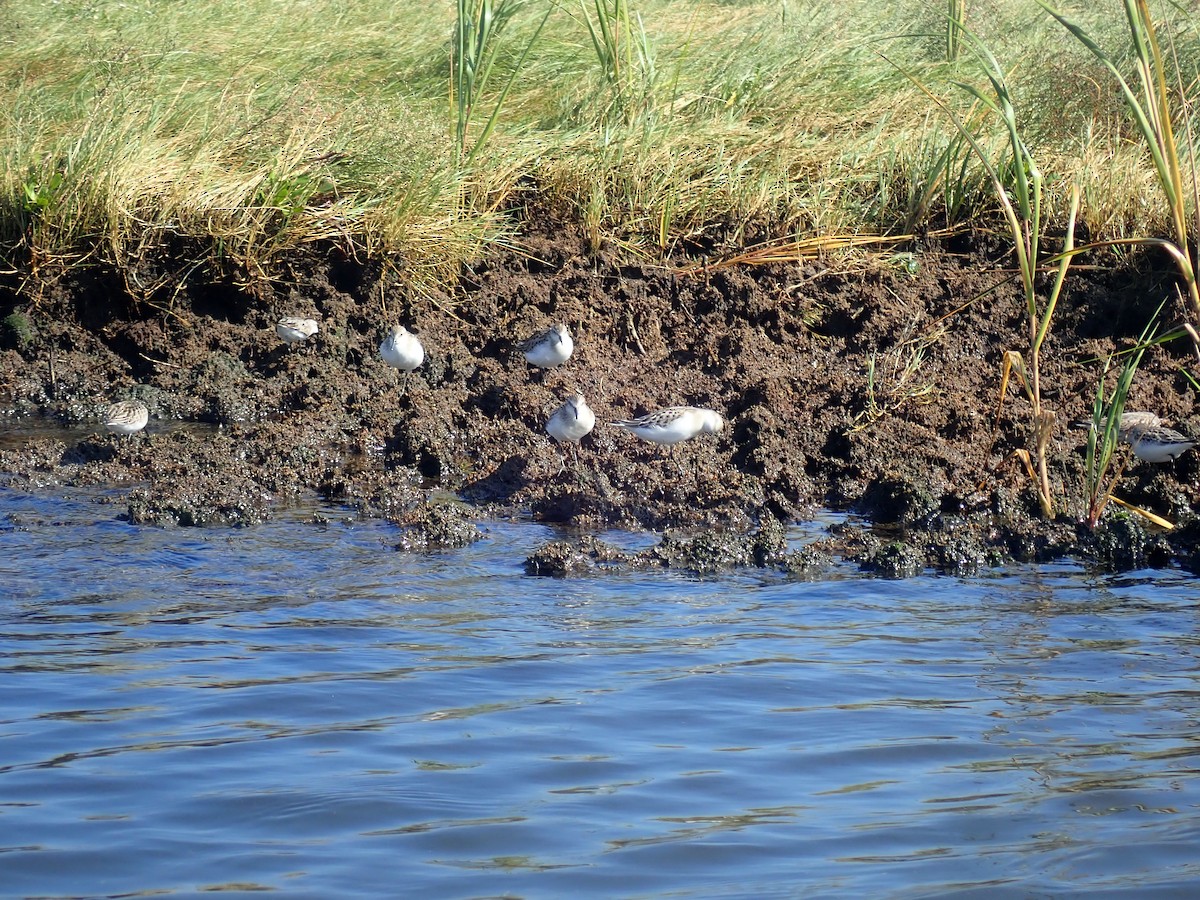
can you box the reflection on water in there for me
[0,417,220,450]
[3,486,1200,897]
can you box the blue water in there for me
[3,485,1200,898]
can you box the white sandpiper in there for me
[380,324,424,392]
[276,316,319,345]
[104,400,149,436]
[547,394,596,444]
[546,394,596,474]
[519,323,574,369]
[1126,423,1197,463]
[611,406,724,445]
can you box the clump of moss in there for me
[861,541,925,579]
[1,312,36,350]
[1087,515,1172,571]
[525,540,597,577]
[126,481,270,527]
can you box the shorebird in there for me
[1081,410,1195,462]
[276,316,319,346]
[518,323,574,370]
[546,393,596,474]
[379,324,425,393]
[611,406,724,476]
[1126,423,1197,463]
[611,406,725,445]
[104,400,149,436]
[1081,410,1163,439]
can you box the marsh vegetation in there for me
[3,1,1195,284]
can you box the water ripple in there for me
[3,487,1200,897]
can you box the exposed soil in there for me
[2,223,1199,576]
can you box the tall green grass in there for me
[0,0,1197,290]
[1040,0,1200,334]
[887,15,1085,518]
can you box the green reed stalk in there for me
[946,0,965,63]
[452,0,548,166]
[581,0,628,88]
[579,0,657,123]
[1083,323,1154,530]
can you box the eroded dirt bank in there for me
[2,227,1198,576]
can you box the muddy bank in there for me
[1,227,1198,575]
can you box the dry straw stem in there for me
[674,233,920,275]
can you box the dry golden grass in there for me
[1,0,1197,291]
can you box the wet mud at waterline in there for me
[2,230,1199,576]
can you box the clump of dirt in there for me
[127,478,269,527]
[2,223,1199,575]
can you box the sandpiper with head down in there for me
[1082,410,1196,463]
[104,400,149,436]
[1126,422,1197,463]
[519,323,574,370]
[380,324,425,393]
[611,406,724,445]
[276,316,320,346]
[612,405,724,476]
[1113,410,1163,436]
[1081,410,1163,439]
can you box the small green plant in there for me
[1,311,36,350]
[849,328,942,433]
[254,171,326,220]
[21,171,65,216]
